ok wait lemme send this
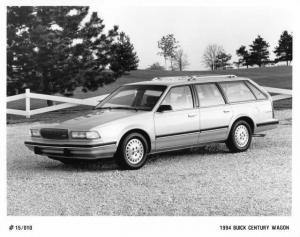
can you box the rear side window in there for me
[220,81,256,103]
[246,82,267,100]
[195,84,225,107]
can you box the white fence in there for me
[262,86,292,101]
[7,86,292,118]
[7,89,108,118]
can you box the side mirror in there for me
[157,104,172,112]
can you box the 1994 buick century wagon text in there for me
[25,75,278,170]
[220,225,289,231]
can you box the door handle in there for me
[188,113,197,118]
[223,110,230,113]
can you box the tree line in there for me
[7,7,293,97]
[7,6,139,96]
[235,32,292,68]
[149,31,292,71]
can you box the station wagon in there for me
[25,75,279,169]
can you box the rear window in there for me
[246,82,267,100]
[220,81,256,103]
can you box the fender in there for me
[116,124,155,152]
[227,113,256,138]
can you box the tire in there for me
[115,133,148,170]
[226,120,252,152]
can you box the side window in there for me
[220,81,256,103]
[195,84,225,107]
[140,90,163,108]
[161,86,193,111]
[246,82,267,100]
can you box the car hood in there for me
[50,109,148,130]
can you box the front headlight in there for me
[30,129,41,137]
[71,131,100,139]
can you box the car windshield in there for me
[96,85,167,111]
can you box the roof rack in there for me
[152,74,237,82]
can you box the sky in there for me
[89,3,292,71]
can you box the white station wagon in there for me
[25,75,278,169]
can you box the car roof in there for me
[127,75,251,87]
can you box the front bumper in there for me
[24,141,117,160]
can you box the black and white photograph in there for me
[2,0,299,236]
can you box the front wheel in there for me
[116,133,148,170]
[226,120,252,152]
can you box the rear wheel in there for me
[116,133,148,170]
[226,120,252,152]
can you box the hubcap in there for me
[125,138,144,164]
[234,125,249,148]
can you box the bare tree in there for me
[173,49,189,71]
[202,44,223,70]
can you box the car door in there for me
[154,85,199,151]
[195,83,233,144]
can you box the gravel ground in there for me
[7,110,292,216]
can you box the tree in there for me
[249,35,270,67]
[202,44,223,70]
[146,62,165,71]
[110,32,139,76]
[274,30,293,66]
[157,34,179,70]
[236,45,251,68]
[7,6,38,95]
[7,7,137,97]
[233,61,242,69]
[173,48,189,71]
[215,51,232,70]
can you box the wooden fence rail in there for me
[7,86,292,118]
[7,89,108,118]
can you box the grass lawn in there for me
[7,66,292,123]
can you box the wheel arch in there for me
[229,116,255,134]
[118,129,152,153]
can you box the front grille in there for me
[40,128,69,139]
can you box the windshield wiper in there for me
[96,106,150,111]
[96,106,138,111]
